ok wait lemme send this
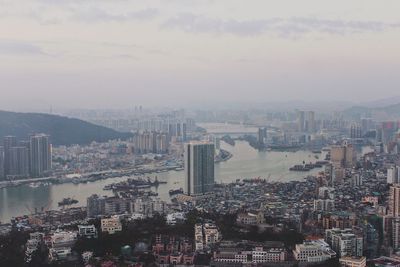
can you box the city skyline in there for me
[1,0,400,110]
[3,2,400,267]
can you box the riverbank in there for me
[0,141,325,222]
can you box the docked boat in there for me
[169,188,184,196]
[58,198,78,206]
[289,165,311,171]
[28,182,40,188]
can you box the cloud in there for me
[0,39,46,55]
[162,13,400,37]
[71,7,159,23]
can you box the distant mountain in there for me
[0,110,133,146]
[362,96,400,108]
[342,102,400,121]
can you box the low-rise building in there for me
[78,225,98,239]
[339,256,366,267]
[325,228,363,257]
[213,241,286,264]
[236,211,265,225]
[293,240,336,263]
[101,216,122,234]
[371,256,400,267]
[195,222,221,251]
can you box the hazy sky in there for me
[1,0,400,110]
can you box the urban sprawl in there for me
[2,109,400,267]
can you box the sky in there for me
[0,0,400,110]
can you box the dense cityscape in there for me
[1,1,400,267]
[1,107,400,267]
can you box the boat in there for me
[28,182,40,188]
[169,188,184,196]
[58,198,79,206]
[289,165,311,171]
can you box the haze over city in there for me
[1,0,400,110]
[3,2,400,267]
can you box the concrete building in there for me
[258,128,267,145]
[389,185,400,217]
[9,146,29,177]
[314,199,335,212]
[86,194,106,218]
[339,256,366,267]
[330,142,356,168]
[371,256,400,267]
[3,136,17,176]
[195,222,220,251]
[307,111,316,133]
[184,142,215,196]
[78,225,98,239]
[213,241,286,264]
[133,131,168,154]
[293,240,336,263]
[297,111,305,132]
[325,228,363,257]
[101,216,122,234]
[50,231,77,249]
[236,212,265,225]
[350,124,362,139]
[0,146,4,180]
[29,134,52,177]
[387,166,400,184]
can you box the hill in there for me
[342,102,400,121]
[0,110,133,146]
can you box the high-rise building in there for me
[258,128,267,145]
[350,124,362,139]
[0,146,4,180]
[9,146,29,177]
[29,134,52,177]
[184,142,215,196]
[325,228,363,257]
[297,111,305,132]
[389,184,400,217]
[392,218,400,250]
[387,166,400,184]
[307,111,316,133]
[134,131,169,154]
[3,136,17,176]
[182,123,187,141]
[330,142,356,168]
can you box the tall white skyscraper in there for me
[184,142,215,196]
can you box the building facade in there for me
[184,142,215,196]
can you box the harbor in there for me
[0,140,325,222]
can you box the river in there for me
[0,138,327,223]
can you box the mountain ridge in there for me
[342,102,400,120]
[0,110,133,146]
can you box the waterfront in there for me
[0,140,325,222]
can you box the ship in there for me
[312,150,322,153]
[289,165,311,171]
[58,198,79,206]
[169,188,184,196]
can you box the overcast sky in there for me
[0,0,400,110]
